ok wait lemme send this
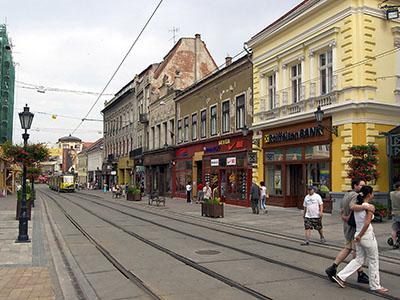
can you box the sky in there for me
[3,0,300,145]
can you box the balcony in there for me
[139,113,149,124]
[257,76,339,121]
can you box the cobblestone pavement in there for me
[0,193,55,300]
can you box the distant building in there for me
[0,24,15,143]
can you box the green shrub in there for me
[204,197,220,205]
[127,186,141,195]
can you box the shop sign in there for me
[135,166,145,174]
[264,126,323,144]
[247,152,257,164]
[205,146,221,153]
[227,157,236,166]
[211,159,219,167]
[218,139,230,145]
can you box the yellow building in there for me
[246,0,400,211]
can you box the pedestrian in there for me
[301,186,325,245]
[186,181,192,203]
[390,181,400,249]
[203,181,212,201]
[212,184,219,200]
[332,186,388,292]
[250,180,260,214]
[325,178,371,284]
[259,181,268,213]
[103,183,107,193]
[197,182,204,204]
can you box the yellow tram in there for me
[49,173,75,192]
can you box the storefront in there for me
[262,119,333,212]
[173,134,253,206]
[143,148,174,197]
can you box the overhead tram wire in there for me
[71,0,164,136]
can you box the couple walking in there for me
[250,180,268,214]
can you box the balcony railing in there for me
[256,75,339,121]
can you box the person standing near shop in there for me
[301,186,325,245]
[390,181,400,249]
[250,180,260,214]
[197,182,204,204]
[260,181,268,213]
[203,181,212,201]
[186,181,192,203]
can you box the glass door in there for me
[287,164,303,209]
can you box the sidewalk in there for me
[0,192,55,300]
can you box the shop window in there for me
[222,100,230,133]
[186,160,192,170]
[286,148,302,160]
[291,63,301,103]
[219,157,226,167]
[184,117,189,142]
[265,150,283,161]
[192,113,197,140]
[267,73,276,109]
[236,94,245,130]
[306,162,330,199]
[201,110,207,138]
[319,50,333,95]
[305,144,330,159]
[176,160,185,170]
[264,165,282,195]
[236,154,245,167]
[203,158,211,169]
[210,105,217,136]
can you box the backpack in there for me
[347,211,356,227]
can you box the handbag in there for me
[266,193,270,198]
[347,211,356,227]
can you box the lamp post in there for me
[16,104,34,242]
[314,106,338,137]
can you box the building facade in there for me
[0,24,15,143]
[102,34,218,193]
[173,55,254,206]
[246,0,400,211]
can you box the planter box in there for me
[127,193,141,201]
[16,200,32,220]
[201,203,224,218]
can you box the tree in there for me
[347,144,380,183]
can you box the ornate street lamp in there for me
[314,106,338,137]
[16,104,34,242]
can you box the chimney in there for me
[225,56,232,66]
[194,34,201,82]
[195,33,201,39]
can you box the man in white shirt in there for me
[301,186,325,245]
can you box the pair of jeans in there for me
[251,198,259,214]
[337,231,382,290]
[187,191,191,203]
[259,195,266,210]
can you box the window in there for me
[151,127,155,149]
[184,117,189,142]
[222,101,230,133]
[210,105,217,136]
[201,110,206,138]
[236,94,245,129]
[291,63,301,103]
[192,113,197,140]
[169,119,174,144]
[163,122,168,146]
[319,50,333,95]
[267,74,276,109]
[157,124,161,148]
[177,120,182,143]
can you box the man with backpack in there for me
[325,178,373,284]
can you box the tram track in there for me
[42,191,273,300]
[79,192,400,273]
[44,190,400,300]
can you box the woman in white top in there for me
[259,181,267,211]
[333,186,388,292]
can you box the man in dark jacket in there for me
[250,180,260,214]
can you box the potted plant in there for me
[201,197,224,218]
[370,201,391,222]
[127,186,141,201]
[16,184,33,220]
